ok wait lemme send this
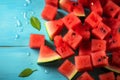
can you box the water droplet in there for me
[16,20,22,27]
[31,11,34,15]
[23,12,27,19]
[19,27,24,32]
[44,69,48,74]
[91,2,94,6]
[14,16,17,19]
[26,0,31,4]
[15,34,19,40]
[26,21,29,24]
[27,52,31,56]
[24,3,28,7]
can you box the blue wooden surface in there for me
[0,0,67,80]
[0,0,110,80]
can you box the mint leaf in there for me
[30,16,41,31]
[19,68,37,77]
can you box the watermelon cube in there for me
[99,72,115,80]
[112,52,120,67]
[45,19,64,40]
[75,55,93,71]
[58,60,78,80]
[59,0,74,12]
[63,29,82,50]
[117,75,120,80]
[92,22,111,40]
[91,51,108,68]
[85,11,102,29]
[62,13,82,29]
[37,45,61,63]
[45,0,58,7]
[103,0,120,18]
[29,34,45,49]
[78,0,89,8]
[54,35,74,58]
[79,40,91,56]
[74,24,91,40]
[76,72,94,80]
[90,0,103,15]
[41,4,57,20]
[107,33,120,51]
[91,39,106,52]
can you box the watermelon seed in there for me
[98,59,102,62]
[72,2,78,6]
[72,32,76,37]
[110,8,114,11]
[100,27,106,33]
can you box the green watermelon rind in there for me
[105,65,120,74]
[37,54,61,64]
[68,69,78,80]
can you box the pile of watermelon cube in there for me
[29,0,120,80]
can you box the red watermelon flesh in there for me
[29,34,45,49]
[79,40,91,56]
[92,22,111,40]
[76,72,94,80]
[58,60,78,80]
[41,4,57,20]
[91,51,108,68]
[91,39,106,52]
[37,45,61,63]
[103,0,120,18]
[89,0,103,16]
[78,0,89,8]
[107,33,120,51]
[63,29,82,50]
[59,0,74,12]
[54,35,74,59]
[75,55,93,71]
[112,51,120,67]
[99,72,115,80]
[73,24,91,40]
[62,13,82,29]
[85,11,102,29]
[73,2,85,17]
[117,75,120,80]
[45,0,58,7]
[45,19,64,40]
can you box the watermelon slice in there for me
[41,4,57,20]
[91,51,108,68]
[37,45,61,63]
[73,2,85,17]
[63,29,82,50]
[54,35,74,59]
[58,60,78,80]
[99,72,115,80]
[91,39,106,52]
[45,0,58,7]
[76,72,94,80]
[29,34,45,49]
[45,19,64,40]
[75,55,93,71]
[59,0,74,13]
